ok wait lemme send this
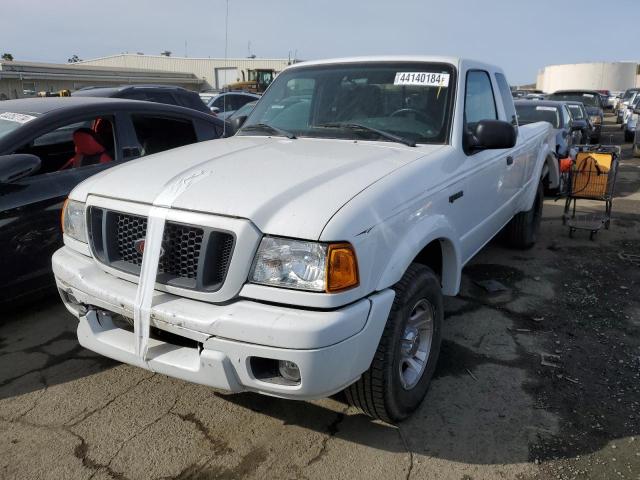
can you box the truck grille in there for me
[89,208,234,291]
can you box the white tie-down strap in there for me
[133,207,167,358]
[133,169,213,360]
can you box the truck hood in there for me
[74,136,443,239]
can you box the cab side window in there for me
[495,72,518,127]
[131,115,197,156]
[14,116,115,174]
[464,70,497,128]
[561,106,571,127]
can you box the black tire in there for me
[624,130,635,143]
[503,180,544,249]
[345,264,443,423]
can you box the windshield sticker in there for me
[0,112,37,124]
[583,94,594,98]
[536,106,557,111]
[394,72,450,87]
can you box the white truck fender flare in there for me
[523,134,557,211]
[375,214,462,296]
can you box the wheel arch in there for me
[375,216,462,296]
[521,137,555,211]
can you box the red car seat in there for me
[92,118,114,153]
[59,128,112,170]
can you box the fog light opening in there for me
[278,360,301,383]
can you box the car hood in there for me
[73,136,443,239]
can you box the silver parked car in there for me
[515,100,580,157]
[207,92,260,120]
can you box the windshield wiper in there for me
[317,122,416,147]
[240,123,296,139]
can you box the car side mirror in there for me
[0,154,41,183]
[210,106,220,114]
[228,115,247,134]
[467,120,517,151]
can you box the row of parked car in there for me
[73,83,261,121]
[513,87,640,157]
[512,89,604,154]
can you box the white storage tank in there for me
[537,62,639,92]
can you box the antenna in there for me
[223,0,229,137]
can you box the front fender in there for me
[375,214,462,296]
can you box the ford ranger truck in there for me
[53,57,557,422]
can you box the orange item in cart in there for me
[559,158,572,172]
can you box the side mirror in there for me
[0,154,41,183]
[210,106,220,114]
[571,120,586,131]
[228,115,248,135]
[467,120,517,151]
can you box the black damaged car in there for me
[0,97,225,303]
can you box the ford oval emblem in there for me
[134,238,165,258]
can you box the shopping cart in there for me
[562,145,620,240]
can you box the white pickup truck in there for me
[53,56,557,422]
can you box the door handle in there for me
[506,156,514,166]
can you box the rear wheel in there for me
[624,130,635,143]
[503,180,544,249]
[345,264,443,423]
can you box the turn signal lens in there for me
[326,243,359,292]
[61,198,69,232]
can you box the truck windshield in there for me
[239,62,456,145]
[547,92,600,108]
[567,105,585,120]
[515,104,561,128]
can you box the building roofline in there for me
[0,59,198,76]
[79,53,292,63]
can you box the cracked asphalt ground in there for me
[1,116,639,480]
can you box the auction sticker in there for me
[536,106,557,111]
[0,112,37,124]
[394,72,450,87]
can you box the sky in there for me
[2,0,639,85]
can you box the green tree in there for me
[67,54,82,63]
[1,53,14,61]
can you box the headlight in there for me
[589,115,601,125]
[61,199,87,243]
[249,236,359,292]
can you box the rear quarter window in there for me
[495,73,518,127]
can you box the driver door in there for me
[0,115,119,300]
[459,70,515,263]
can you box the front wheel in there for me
[503,180,544,249]
[345,264,443,423]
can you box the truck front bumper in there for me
[53,247,395,400]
